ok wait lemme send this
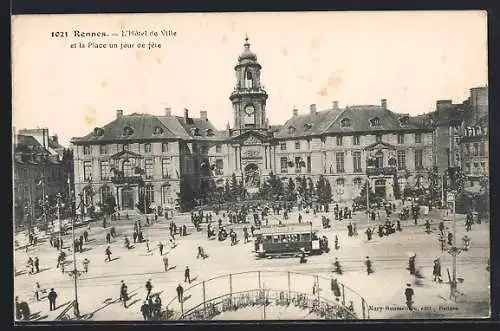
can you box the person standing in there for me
[140,300,149,320]
[176,284,184,302]
[34,256,40,274]
[404,284,414,311]
[365,256,373,275]
[105,246,112,262]
[158,242,164,256]
[106,232,111,244]
[184,266,191,284]
[145,279,153,300]
[433,259,442,282]
[162,254,169,271]
[83,230,89,242]
[48,288,57,311]
[82,258,90,273]
[408,254,416,275]
[330,278,341,301]
[120,280,129,308]
[33,282,41,301]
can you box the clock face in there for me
[245,105,255,115]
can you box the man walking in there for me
[176,284,184,302]
[184,266,191,284]
[82,258,90,273]
[48,288,57,311]
[34,256,40,274]
[365,256,373,275]
[404,284,414,311]
[158,242,164,256]
[145,279,153,300]
[105,246,112,262]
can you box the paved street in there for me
[14,205,490,320]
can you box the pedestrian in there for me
[330,278,341,301]
[333,258,343,275]
[176,284,184,302]
[145,279,153,300]
[34,256,39,274]
[48,288,57,311]
[82,258,90,273]
[353,223,358,236]
[404,284,414,311]
[439,221,444,235]
[133,231,138,244]
[105,246,112,262]
[121,283,129,308]
[365,256,373,275]
[447,232,453,246]
[433,259,442,282]
[140,300,149,320]
[83,230,89,242]
[162,254,169,271]
[34,282,41,301]
[106,232,111,244]
[158,242,164,256]
[184,266,191,283]
[334,235,339,250]
[408,254,416,275]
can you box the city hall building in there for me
[71,37,436,211]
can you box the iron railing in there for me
[165,270,369,320]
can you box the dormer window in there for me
[289,126,296,134]
[123,126,134,136]
[153,126,164,135]
[399,116,409,127]
[370,117,381,127]
[206,129,215,136]
[304,123,313,130]
[340,118,351,128]
[192,128,201,136]
[93,127,104,137]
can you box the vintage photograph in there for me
[12,11,489,321]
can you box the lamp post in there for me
[366,178,370,224]
[56,193,63,251]
[446,191,461,301]
[68,191,80,317]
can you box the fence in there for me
[165,270,369,320]
[55,301,76,321]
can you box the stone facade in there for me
[71,38,481,211]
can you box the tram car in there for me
[253,225,328,259]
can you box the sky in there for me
[11,11,487,147]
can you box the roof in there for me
[16,135,43,148]
[325,105,425,134]
[275,105,428,139]
[274,108,344,139]
[255,224,316,235]
[71,112,226,143]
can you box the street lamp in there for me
[68,191,80,318]
[56,193,63,251]
[446,191,462,301]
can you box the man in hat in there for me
[404,284,414,311]
[48,288,57,311]
[145,279,153,300]
[433,259,442,282]
[176,284,184,302]
[365,256,373,275]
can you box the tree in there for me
[224,178,232,202]
[323,179,332,204]
[307,177,315,197]
[267,171,284,200]
[136,188,153,214]
[393,173,402,200]
[286,178,295,201]
[99,195,116,215]
[230,173,239,201]
[354,181,378,207]
[179,179,195,211]
[426,166,440,203]
[316,175,332,204]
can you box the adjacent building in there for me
[70,37,483,211]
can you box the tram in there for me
[253,224,328,259]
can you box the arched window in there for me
[336,178,345,186]
[122,159,133,177]
[289,126,296,134]
[100,185,111,203]
[375,151,384,168]
[154,126,164,135]
[123,126,134,136]
[145,184,155,203]
[353,177,363,188]
[304,123,313,130]
[206,129,214,136]
[245,70,254,89]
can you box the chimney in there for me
[332,101,339,110]
[164,107,171,116]
[292,108,298,117]
[310,104,317,115]
[200,110,208,121]
[116,109,123,118]
[436,100,453,111]
[184,109,189,120]
[52,135,58,145]
[381,99,387,110]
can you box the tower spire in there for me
[244,34,250,48]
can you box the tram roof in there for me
[254,224,316,235]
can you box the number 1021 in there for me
[51,32,68,37]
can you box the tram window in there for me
[312,233,318,240]
[264,235,272,243]
[273,235,279,243]
[301,233,311,241]
[294,234,300,242]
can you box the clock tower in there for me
[229,35,269,136]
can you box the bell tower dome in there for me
[229,35,269,136]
